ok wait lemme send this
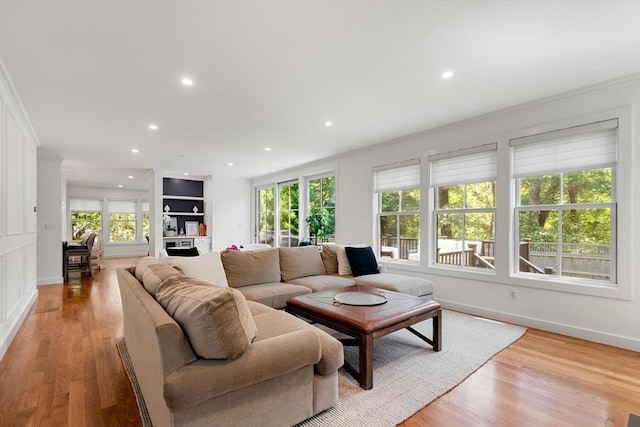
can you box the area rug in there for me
[117,310,525,427]
[297,310,526,426]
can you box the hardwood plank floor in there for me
[0,257,638,426]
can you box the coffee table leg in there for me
[360,334,374,390]
[433,309,442,351]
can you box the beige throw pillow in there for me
[335,244,367,276]
[279,246,326,282]
[135,256,182,296]
[321,245,338,275]
[163,251,228,287]
[156,276,257,359]
[221,248,281,288]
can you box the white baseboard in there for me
[438,299,640,352]
[0,289,38,361]
[37,276,63,285]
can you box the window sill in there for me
[423,264,630,301]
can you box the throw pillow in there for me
[321,245,338,275]
[156,276,257,359]
[163,251,228,287]
[279,246,325,282]
[345,246,380,277]
[135,256,183,296]
[336,244,367,275]
[221,248,281,288]
[166,247,200,257]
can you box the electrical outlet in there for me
[510,289,518,300]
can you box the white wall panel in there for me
[6,110,24,235]
[0,93,4,237]
[4,248,23,320]
[25,140,37,233]
[0,59,39,360]
[24,243,37,297]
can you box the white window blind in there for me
[108,200,137,214]
[511,119,618,178]
[429,144,497,187]
[141,201,149,212]
[374,159,420,192]
[69,198,102,212]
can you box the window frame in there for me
[69,197,103,241]
[307,173,336,243]
[107,199,137,243]
[510,120,619,286]
[374,159,421,265]
[428,145,498,273]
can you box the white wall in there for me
[0,58,39,360]
[252,75,640,351]
[37,158,63,284]
[210,175,251,251]
[66,184,150,258]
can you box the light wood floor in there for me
[1,258,638,426]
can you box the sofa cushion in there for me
[354,273,434,297]
[221,248,281,288]
[279,246,326,282]
[345,246,380,277]
[235,282,311,309]
[156,276,257,359]
[321,245,338,275]
[135,256,182,296]
[336,244,366,275]
[252,310,343,375]
[163,251,228,288]
[287,275,355,293]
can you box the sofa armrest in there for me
[163,328,322,411]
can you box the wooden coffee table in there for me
[286,285,442,390]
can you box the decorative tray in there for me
[333,291,387,306]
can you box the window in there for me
[257,187,275,246]
[70,198,102,240]
[308,175,335,242]
[430,144,497,270]
[511,119,617,284]
[141,201,150,242]
[374,160,420,262]
[279,181,299,247]
[108,200,137,242]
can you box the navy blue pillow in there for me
[166,247,200,257]
[345,246,379,277]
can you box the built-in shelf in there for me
[162,195,204,201]
[166,212,204,216]
[162,177,210,253]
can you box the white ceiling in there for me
[1,1,639,190]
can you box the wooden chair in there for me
[64,233,97,281]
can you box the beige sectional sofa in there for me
[117,244,434,426]
[118,262,343,427]
[220,245,434,309]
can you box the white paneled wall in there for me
[0,59,39,360]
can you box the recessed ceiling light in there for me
[118,184,123,188]
[265,147,271,151]
[183,172,189,176]
[441,71,454,79]
[131,148,139,153]
[128,175,134,179]
[181,77,194,86]
[228,162,234,167]
[148,124,158,130]
[324,121,333,127]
